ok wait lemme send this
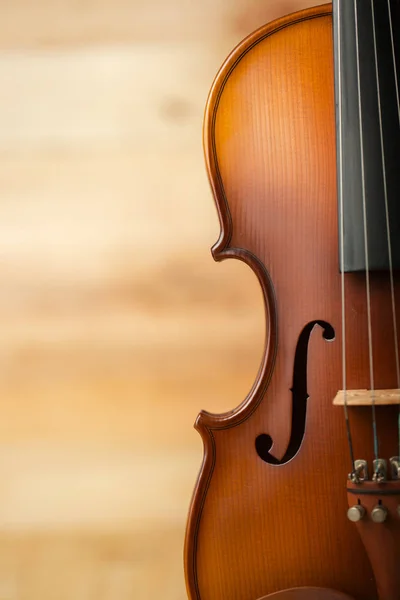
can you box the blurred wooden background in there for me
[0,1,316,598]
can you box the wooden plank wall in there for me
[0,1,316,598]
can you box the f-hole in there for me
[256,320,335,466]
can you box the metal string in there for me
[387,0,400,460]
[354,0,379,461]
[388,0,400,125]
[337,0,355,471]
[372,0,400,458]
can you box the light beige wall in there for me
[0,1,317,598]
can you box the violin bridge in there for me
[333,388,400,406]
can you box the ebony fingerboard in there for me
[333,0,400,272]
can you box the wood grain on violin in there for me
[185,2,400,599]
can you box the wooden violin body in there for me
[184,3,400,600]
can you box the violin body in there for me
[184,3,400,600]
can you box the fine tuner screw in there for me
[371,505,388,523]
[349,459,368,483]
[372,470,386,483]
[347,504,392,523]
[347,505,365,522]
[372,459,387,483]
[372,458,387,483]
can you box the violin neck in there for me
[333,0,400,273]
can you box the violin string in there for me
[354,0,379,461]
[387,0,400,124]
[337,0,355,471]
[387,0,400,460]
[372,0,400,453]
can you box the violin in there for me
[184,2,400,599]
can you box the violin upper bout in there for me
[196,1,334,433]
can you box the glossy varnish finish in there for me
[185,4,400,600]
